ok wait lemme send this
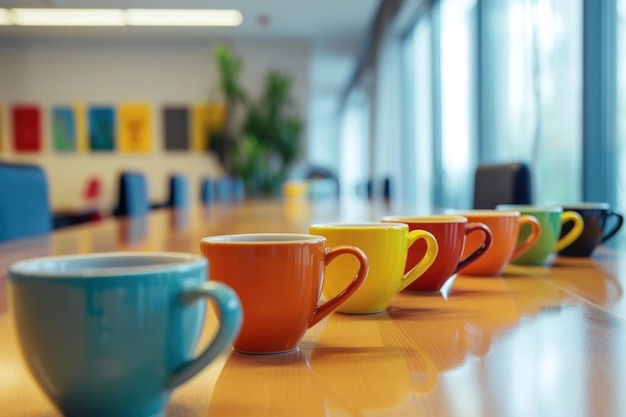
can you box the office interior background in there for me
[0,0,624,244]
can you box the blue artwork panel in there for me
[88,106,115,151]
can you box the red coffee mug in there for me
[382,215,493,292]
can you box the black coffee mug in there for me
[557,203,624,257]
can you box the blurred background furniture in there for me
[167,173,190,209]
[201,176,245,205]
[356,177,392,201]
[473,162,533,209]
[217,177,232,202]
[113,171,150,217]
[0,162,52,241]
[201,177,217,205]
[52,176,105,229]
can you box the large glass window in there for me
[483,0,582,204]
[438,0,478,209]
[339,87,370,203]
[618,0,626,213]
[404,14,434,214]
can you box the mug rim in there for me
[444,209,521,217]
[381,215,467,223]
[495,204,562,213]
[309,221,408,230]
[9,251,206,280]
[556,202,611,210]
[201,233,326,244]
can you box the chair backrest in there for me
[232,176,245,202]
[201,177,217,205]
[473,162,532,209]
[217,177,232,202]
[0,162,52,241]
[356,177,392,200]
[113,171,149,217]
[201,176,244,204]
[168,174,190,209]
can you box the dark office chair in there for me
[167,174,190,209]
[0,162,52,241]
[356,177,392,201]
[113,171,149,217]
[472,162,533,209]
[303,165,340,199]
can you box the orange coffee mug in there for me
[450,210,541,276]
[200,233,369,354]
[382,215,493,292]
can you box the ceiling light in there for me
[125,9,243,27]
[10,8,125,26]
[0,9,11,25]
[0,8,243,27]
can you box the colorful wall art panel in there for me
[191,102,226,153]
[0,103,3,152]
[52,106,76,152]
[207,102,226,135]
[191,104,210,153]
[12,105,41,152]
[88,106,115,151]
[118,103,152,154]
[75,104,88,153]
[163,106,189,151]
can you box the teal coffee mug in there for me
[9,252,243,417]
[496,205,584,265]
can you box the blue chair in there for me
[0,162,52,241]
[201,177,217,205]
[473,162,532,209]
[232,176,245,202]
[168,174,190,209]
[217,177,232,202]
[113,171,149,217]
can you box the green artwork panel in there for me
[52,106,76,152]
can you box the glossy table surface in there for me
[1,199,626,417]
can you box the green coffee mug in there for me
[496,205,584,265]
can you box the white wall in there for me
[0,39,310,210]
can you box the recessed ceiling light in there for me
[126,9,243,27]
[0,8,243,27]
[10,8,126,26]
[0,9,10,25]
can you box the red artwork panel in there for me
[12,105,41,152]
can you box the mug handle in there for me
[309,245,369,327]
[511,215,541,260]
[554,210,584,252]
[600,210,624,243]
[397,230,439,293]
[454,222,493,273]
[166,281,243,389]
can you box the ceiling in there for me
[0,0,381,48]
[0,0,382,113]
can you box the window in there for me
[438,0,478,209]
[482,0,582,204]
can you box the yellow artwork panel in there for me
[118,103,152,154]
[191,102,225,153]
[0,103,3,152]
[74,104,88,153]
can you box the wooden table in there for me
[1,199,625,417]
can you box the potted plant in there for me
[209,44,304,197]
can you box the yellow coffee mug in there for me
[309,222,439,314]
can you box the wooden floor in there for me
[1,199,625,417]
